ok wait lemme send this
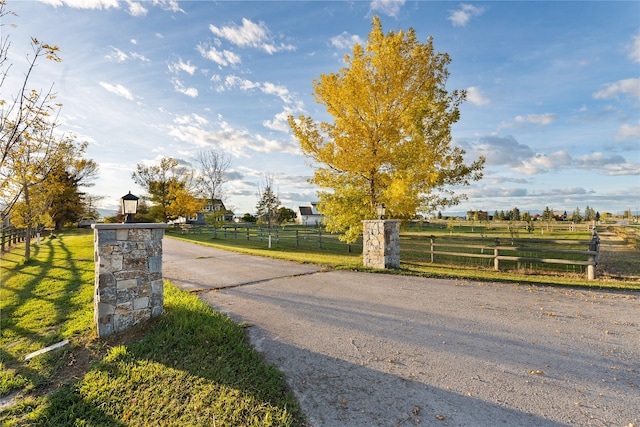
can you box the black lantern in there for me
[121,192,139,223]
[376,203,386,220]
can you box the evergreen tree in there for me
[572,207,583,223]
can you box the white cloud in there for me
[225,75,261,91]
[601,162,640,176]
[210,19,267,48]
[614,123,640,141]
[331,32,364,50]
[40,0,120,9]
[466,86,490,106]
[512,151,571,175]
[448,4,486,27]
[197,45,241,67]
[167,116,295,158]
[263,105,304,134]
[168,58,197,75]
[129,52,150,62]
[628,34,640,63]
[171,79,198,98]
[370,0,405,17]
[517,113,557,126]
[593,78,640,99]
[209,18,295,54]
[466,135,534,167]
[501,113,557,128]
[106,47,149,63]
[153,0,183,13]
[99,82,134,100]
[574,152,640,175]
[125,0,147,16]
[263,111,291,132]
[261,82,291,103]
[105,47,128,63]
[223,76,295,105]
[465,135,638,176]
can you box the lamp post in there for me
[377,203,386,220]
[121,192,139,223]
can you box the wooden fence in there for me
[173,224,362,253]
[1,226,27,253]
[401,232,600,280]
[171,224,601,280]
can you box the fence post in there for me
[318,229,322,249]
[246,227,250,241]
[587,233,599,280]
[430,236,435,263]
[494,238,500,271]
[296,230,299,247]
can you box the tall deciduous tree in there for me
[289,16,484,242]
[132,157,202,222]
[1,2,62,217]
[196,148,231,208]
[2,130,84,259]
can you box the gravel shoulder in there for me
[163,238,640,427]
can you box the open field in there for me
[168,222,640,289]
[0,231,303,426]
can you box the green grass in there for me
[168,224,640,290]
[1,231,303,426]
[0,232,95,397]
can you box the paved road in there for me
[163,238,640,427]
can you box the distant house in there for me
[177,199,234,225]
[297,202,323,226]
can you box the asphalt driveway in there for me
[163,237,639,427]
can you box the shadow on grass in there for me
[0,235,94,398]
[22,283,302,426]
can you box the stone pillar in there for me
[92,223,168,338]
[362,220,401,269]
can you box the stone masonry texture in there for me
[362,220,400,269]
[93,223,168,338]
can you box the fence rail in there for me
[1,226,27,253]
[170,224,601,280]
[172,224,361,253]
[402,233,600,280]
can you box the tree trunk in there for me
[24,225,32,259]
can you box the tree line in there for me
[124,156,297,227]
[459,206,601,223]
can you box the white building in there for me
[297,202,324,226]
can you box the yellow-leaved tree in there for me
[288,16,485,242]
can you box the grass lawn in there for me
[167,223,640,290]
[0,231,303,426]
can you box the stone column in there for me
[92,223,168,338]
[362,220,401,269]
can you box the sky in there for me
[3,0,639,218]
